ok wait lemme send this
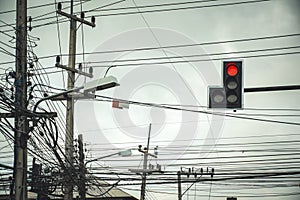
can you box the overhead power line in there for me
[75,45,300,65]
[93,95,300,126]
[0,32,299,67]
[27,0,272,29]
[0,1,86,15]
[87,0,272,17]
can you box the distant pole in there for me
[64,0,76,199]
[14,0,28,199]
[177,171,182,200]
[140,124,152,200]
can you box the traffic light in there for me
[223,61,243,108]
[208,61,243,109]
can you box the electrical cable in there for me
[1,32,300,67]
[92,95,300,126]
[82,0,272,18]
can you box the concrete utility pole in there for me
[14,0,28,199]
[64,1,76,199]
[140,124,152,200]
[129,124,161,200]
[178,167,215,199]
[56,2,95,199]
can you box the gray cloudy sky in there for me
[1,0,300,199]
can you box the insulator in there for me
[56,55,60,64]
[78,63,82,71]
[89,66,93,75]
[81,12,85,19]
[57,2,62,11]
[43,93,48,97]
[91,16,95,24]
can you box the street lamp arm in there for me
[32,75,119,113]
[33,86,84,113]
[85,149,132,166]
[85,152,120,166]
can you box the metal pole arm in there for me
[85,152,120,166]
[33,86,83,113]
[244,85,300,93]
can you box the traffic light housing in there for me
[208,87,226,108]
[223,61,243,108]
[208,61,243,109]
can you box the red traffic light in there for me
[227,63,238,76]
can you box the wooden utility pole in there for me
[14,0,28,199]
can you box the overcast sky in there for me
[1,0,300,199]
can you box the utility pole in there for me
[78,134,86,200]
[128,124,161,200]
[64,1,76,199]
[56,2,95,200]
[140,124,151,200]
[177,171,182,200]
[14,0,28,199]
[178,167,215,199]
